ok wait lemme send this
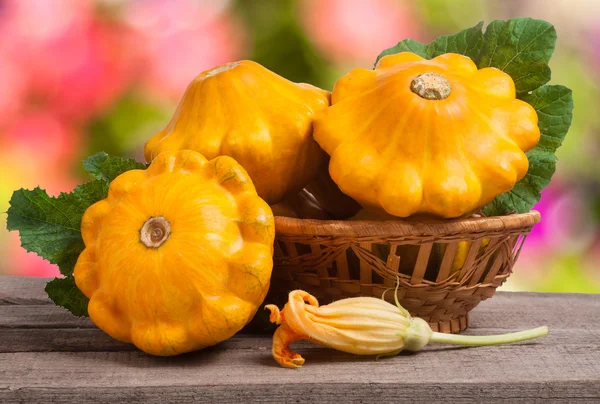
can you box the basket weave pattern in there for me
[269,211,540,333]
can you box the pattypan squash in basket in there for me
[144,60,330,204]
[314,52,541,218]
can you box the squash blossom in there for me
[265,290,549,368]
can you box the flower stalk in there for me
[429,327,549,346]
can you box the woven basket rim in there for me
[274,210,540,238]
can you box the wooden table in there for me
[1,276,599,403]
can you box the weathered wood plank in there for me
[2,292,598,331]
[0,330,283,353]
[0,305,94,329]
[1,382,598,404]
[0,329,135,352]
[0,327,598,353]
[2,277,599,328]
[1,341,599,387]
[0,276,51,305]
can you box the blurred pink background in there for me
[0,0,598,292]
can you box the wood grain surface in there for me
[1,276,599,403]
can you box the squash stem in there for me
[429,326,548,346]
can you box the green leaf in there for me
[478,18,556,94]
[426,21,485,59]
[374,22,484,67]
[45,277,89,317]
[483,85,574,216]
[83,152,146,182]
[375,39,428,65]
[375,19,555,95]
[7,152,148,317]
[7,180,109,317]
[6,181,108,277]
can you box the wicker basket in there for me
[269,211,540,334]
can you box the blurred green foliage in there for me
[87,95,170,160]
[234,0,337,89]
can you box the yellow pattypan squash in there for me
[74,150,275,356]
[313,52,541,218]
[144,60,330,205]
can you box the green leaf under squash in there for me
[83,152,147,182]
[374,22,484,66]
[6,181,108,277]
[483,85,574,216]
[6,153,144,317]
[45,276,89,317]
[478,18,556,95]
